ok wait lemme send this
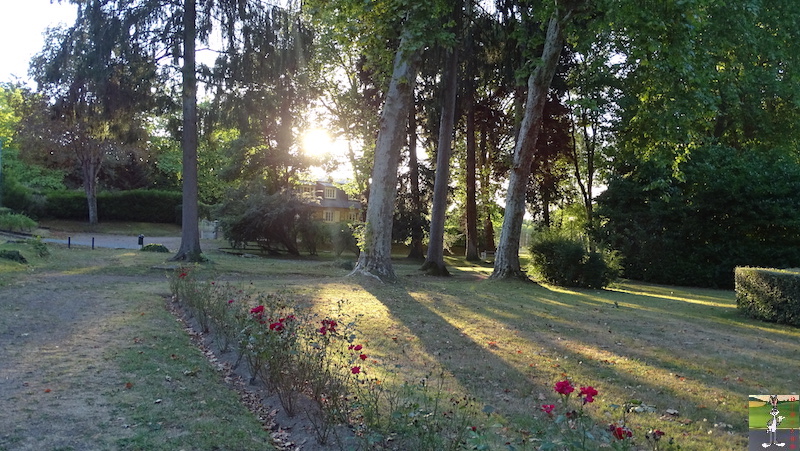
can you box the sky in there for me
[0,0,78,85]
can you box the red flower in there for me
[250,305,265,315]
[351,366,361,374]
[320,319,337,335]
[354,344,363,351]
[269,322,284,332]
[579,386,598,403]
[540,404,556,414]
[228,299,235,304]
[609,424,632,440]
[178,272,188,279]
[359,354,368,360]
[554,379,575,395]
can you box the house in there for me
[297,181,362,223]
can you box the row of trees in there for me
[3,0,800,286]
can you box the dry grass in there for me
[223,255,794,450]
[3,224,792,450]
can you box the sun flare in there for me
[301,128,334,157]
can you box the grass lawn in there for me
[2,223,796,450]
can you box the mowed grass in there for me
[3,223,797,450]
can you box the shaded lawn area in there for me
[240,255,795,450]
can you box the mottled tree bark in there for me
[491,11,568,280]
[351,30,418,282]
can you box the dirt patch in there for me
[0,274,146,450]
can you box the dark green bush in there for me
[0,250,27,264]
[597,145,800,288]
[217,184,314,256]
[528,231,619,289]
[735,267,800,326]
[141,243,170,253]
[44,189,184,223]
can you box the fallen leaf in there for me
[125,382,134,389]
[44,388,51,393]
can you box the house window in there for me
[323,210,335,222]
[347,211,359,222]
[324,187,336,199]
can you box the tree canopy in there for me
[4,0,800,287]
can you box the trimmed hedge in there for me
[735,267,800,326]
[45,190,184,223]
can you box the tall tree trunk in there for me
[407,103,425,259]
[464,83,479,261]
[464,4,479,262]
[172,0,203,262]
[491,10,569,280]
[351,30,418,283]
[421,45,459,276]
[479,123,495,252]
[81,153,101,226]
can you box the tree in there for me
[421,2,461,276]
[491,2,579,280]
[173,0,202,261]
[351,27,420,282]
[25,3,156,225]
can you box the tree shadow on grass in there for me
[354,272,777,449]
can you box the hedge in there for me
[45,190,184,223]
[735,267,800,327]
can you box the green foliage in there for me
[26,236,49,258]
[330,221,360,257]
[0,249,27,264]
[597,145,800,288]
[528,230,619,289]
[44,190,183,223]
[217,184,314,255]
[0,212,37,232]
[140,243,170,253]
[736,267,800,327]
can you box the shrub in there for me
[735,267,800,326]
[217,184,314,255]
[141,243,170,253]
[0,250,27,264]
[27,237,49,258]
[44,189,184,223]
[597,146,800,288]
[528,231,619,289]
[0,212,37,232]
[330,222,360,257]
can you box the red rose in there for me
[540,404,556,414]
[579,386,598,403]
[609,424,632,440]
[554,379,575,395]
[250,305,265,315]
[359,354,368,360]
[351,366,361,374]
